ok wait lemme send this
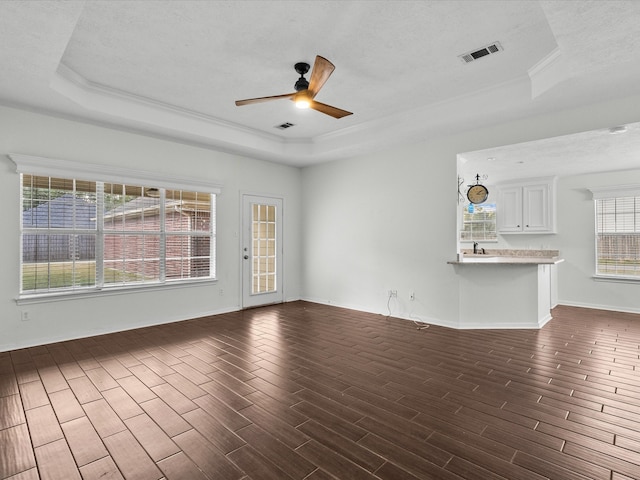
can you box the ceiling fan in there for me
[235,55,353,119]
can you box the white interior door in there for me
[242,195,283,308]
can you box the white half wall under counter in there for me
[448,250,564,329]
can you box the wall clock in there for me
[467,174,489,204]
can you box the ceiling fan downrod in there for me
[294,62,310,91]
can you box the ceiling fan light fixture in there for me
[294,92,311,109]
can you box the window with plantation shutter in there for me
[595,195,640,278]
[12,154,219,299]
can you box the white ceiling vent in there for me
[275,122,295,130]
[459,42,503,64]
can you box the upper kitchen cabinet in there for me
[497,177,557,234]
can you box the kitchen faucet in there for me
[473,242,485,254]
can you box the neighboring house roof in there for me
[104,197,204,220]
[23,194,206,226]
[22,193,96,228]
[103,197,163,221]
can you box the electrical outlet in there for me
[389,290,397,298]
[219,289,224,296]
[20,310,32,322]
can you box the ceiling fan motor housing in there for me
[295,77,309,91]
[294,62,310,75]
[294,62,310,91]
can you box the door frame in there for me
[240,193,284,308]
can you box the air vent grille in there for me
[459,42,503,64]
[275,122,295,130]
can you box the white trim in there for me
[527,47,569,99]
[593,274,640,284]
[589,184,640,200]
[241,194,284,308]
[50,63,292,160]
[46,62,545,167]
[558,301,640,315]
[16,277,218,305]
[3,300,236,353]
[496,176,557,187]
[159,188,167,282]
[9,153,222,194]
[17,163,218,299]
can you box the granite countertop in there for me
[448,249,564,265]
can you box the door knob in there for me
[243,255,249,260]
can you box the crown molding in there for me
[50,64,301,157]
[47,63,538,167]
[588,184,640,200]
[10,153,223,193]
[528,47,570,99]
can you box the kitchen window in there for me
[460,202,497,242]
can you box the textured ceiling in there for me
[459,121,640,185]
[1,0,640,170]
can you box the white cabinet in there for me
[497,178,556,234]
[497,186,523,232]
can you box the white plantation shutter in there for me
[591,186,640,278]
[13,154,219,297]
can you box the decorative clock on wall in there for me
[467,174,489,204]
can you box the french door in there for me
[241,195,283,308]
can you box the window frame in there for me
[11,153,221,302]
[590,184,640,283]
[459,201,497,243]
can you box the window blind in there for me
[595,196,640,278]
[460,202,497,241]
[15,154,219,297]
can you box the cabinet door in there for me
[497,186,523,232]
[523,184,549,232]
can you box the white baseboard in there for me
[301,296,458,329]
[0,305,242,353]
[558,301,640,315]
[8,298,633,353]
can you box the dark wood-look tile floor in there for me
[2,302,640,480]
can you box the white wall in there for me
[301,140,461,326]
[301,93,640,326]
[3,91,640,351]
[556,168,640,313]
[0,105,302,351]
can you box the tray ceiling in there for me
[1,1,640,167]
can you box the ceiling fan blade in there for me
[235,92,295,106]
[308,56,335,98]
[309,100,352,119]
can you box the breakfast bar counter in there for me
[449,250,564,329]
[448,255,564,265]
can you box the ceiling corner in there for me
[527,47,570,99]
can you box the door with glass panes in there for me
[242,195,283,307]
